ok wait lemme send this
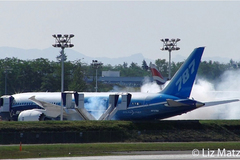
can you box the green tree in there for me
[68,60,87,91]
[171,61,183,77]
[142,60,148,71]
[155,59,168,77]
[0,56,237,96]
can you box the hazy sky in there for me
[0,1,240,61]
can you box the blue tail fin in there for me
[161,47,205,98]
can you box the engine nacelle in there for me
[18,110,45,121]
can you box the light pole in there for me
[161,38,180,80]
[52,34,74,121]
[4,66,12,95]
[91,60,103,92]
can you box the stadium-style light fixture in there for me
[161,38,180,80]
[52,34,74,121]
[91,60,103,92]
[57,34,62,38]
[52,34,74,49]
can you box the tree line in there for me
[0,57,238,95]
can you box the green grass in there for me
[1,120,240,143]
[1,120,240,132]
[1,142,240,159]
[0,120,135,132]
[1,120,240,158]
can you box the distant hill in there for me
[0,47,233,66]
[172,54,232,63]
[0,47,153,66]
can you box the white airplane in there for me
[0,47,239,121]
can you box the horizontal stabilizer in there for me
[203,99,239,107]
[166,99,190,107]
[166,99,205,108]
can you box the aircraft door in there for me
[0,95,13,120]
[0,95,13,113]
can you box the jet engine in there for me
[18,110,45,121]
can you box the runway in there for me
[9,151,240,160]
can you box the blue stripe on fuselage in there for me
[114,104,196,120]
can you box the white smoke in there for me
[214,69,240,119]
[110,86,139,92]
[167,69,240,120]
[84,97,107,120]
[110,77,167,93]
[90,69,240,120]
[140,77,161,93]
[140,77,170,93]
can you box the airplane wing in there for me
[203,99,239,107]
[29,96,62,118]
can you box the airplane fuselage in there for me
[4,92,197,121]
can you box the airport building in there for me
[86,71,153,87]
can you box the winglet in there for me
[161,47,205,98]
[203,99,239,107]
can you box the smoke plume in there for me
[89,69,240,120]
[84,97,107,120]
[167,69,240,120]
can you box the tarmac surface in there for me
[6,151,240,160]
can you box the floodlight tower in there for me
[91,60,103,92]
[161,38,180,80]
[52,34,74,121]
[4,66,12,95]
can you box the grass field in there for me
[1,120,240,132]
[1,120,240,143]
[1,142,240,159]
[1,120,240,158]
